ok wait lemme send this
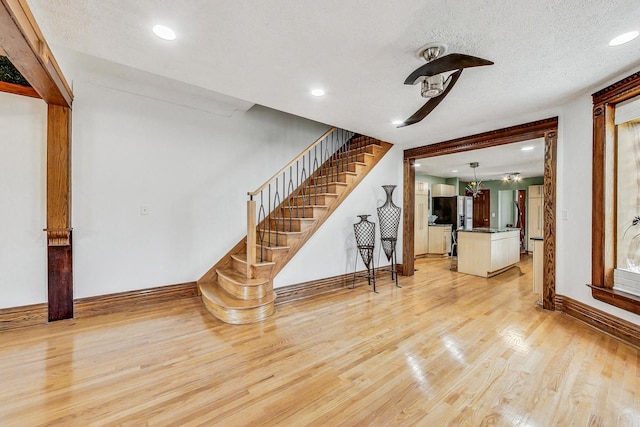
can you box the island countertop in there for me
[457,229,520,277]
[458,227,520,233]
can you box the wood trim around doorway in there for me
[402,117,558,310]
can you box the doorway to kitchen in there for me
[402,117,558,310]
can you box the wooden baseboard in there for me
[555,294,640,348]
[0,282,198,330]
[275,265,402,305]
[75,282,198,319]
[0,303,48,331]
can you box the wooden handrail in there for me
[247,127,337,197]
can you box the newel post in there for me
[247,198,257,279]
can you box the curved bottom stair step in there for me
[199,280,275,325]
[217,267,270,299]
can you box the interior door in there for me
[470,190,490,228]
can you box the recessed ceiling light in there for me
[451,169,458,173]
[521,146,534,151]
[609,31,639,47]
[311,88,325,97]
[414,163,421,167]
[153,24,176,41]
[392,119,404,125]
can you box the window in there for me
[591,71,640,314]
[615,113,640,297]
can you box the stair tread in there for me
[200,280,275,309]
[258,244,290,251]
[294,192,339,197]
[321,161,366,168]
[278,204,328,210]
[260,230,304,236]
[312,181,349,187]
[317,170,357,176]
[232,252,275,266]
[270,217,315,223]
[217,267,268,286]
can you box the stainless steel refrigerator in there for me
[433,195,473,229]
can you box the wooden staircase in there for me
[198,130,393,324]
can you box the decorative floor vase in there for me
[354,214,375,267]
[377,185,401,261]
[353,214,376,289]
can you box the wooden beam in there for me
[46,105,71,241]
[404,118,558,160]
[401,158,415,277]
[0,80,39,98]
[0,0,72,107]
[46,104,72,320]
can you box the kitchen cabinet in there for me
[531,237,543,304]
[527,185,543,251]
[428,225,452,255]
[416,180,429,196]
[432,183,456,197]
[528,184,543,198]
[415,193,429,255]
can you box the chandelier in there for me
[465,162,485,198]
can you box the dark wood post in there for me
[46,105,73,320]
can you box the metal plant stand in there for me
[353,214,377,292]
[377,185,401,288]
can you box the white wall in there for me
[274,145,403,287]
[0,92,47,308]
[71,77,331,298]
[557,66,640,325]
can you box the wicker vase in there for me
[377,185,401,261]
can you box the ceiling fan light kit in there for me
[398,43,493,128]
[421,75,445,98]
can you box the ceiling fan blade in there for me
[404,53,493,85]
[397,69,463,128]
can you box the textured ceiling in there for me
[415,138,545,182]
[27,0,640,149]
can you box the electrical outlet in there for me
[562,209,568,220]
[140,205,150,215]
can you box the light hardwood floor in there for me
[1,257,638,425]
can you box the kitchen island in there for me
[457,228,520,277]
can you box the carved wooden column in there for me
[542,130,557,310]
[46,105,73,321]
[402,158,415,276]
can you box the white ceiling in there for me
[415,138,545,182]
[27,0,640,150]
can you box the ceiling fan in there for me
[397,45,493,128]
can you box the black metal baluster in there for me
[257,192,266,262]
[287,166,295,232]
[324,136,330,194]
[300,163,308,215]
[268,184,272,248]
[312,146,319,206]
[273,177,280,247]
